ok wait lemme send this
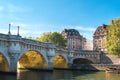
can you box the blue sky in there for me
[0,0,120,40]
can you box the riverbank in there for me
[71,64,120,71]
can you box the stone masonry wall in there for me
[101,53,120,64]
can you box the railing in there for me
[0,33,56,48]
[0,33,100,56]
[0,33,21,40]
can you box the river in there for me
[0,70,120,80]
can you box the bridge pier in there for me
[48,62,53,70]
[8,51,19,72]
[47,56,54,70]
[9,57,18,72]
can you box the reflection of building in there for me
[61,29,87,49]
[93,24,107,52]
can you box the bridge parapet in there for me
[0,33,21,40]
[0,33,55,49]
[21,38,56,49]
[55,47,68,55]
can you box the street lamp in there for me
[17,26,20,36]
[8,24,11,35]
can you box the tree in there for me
[36,32,66,47]
[106,19,120,56]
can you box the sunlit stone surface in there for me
[18,51,48,69]
[54,55,68,68]
[0,54,9,72]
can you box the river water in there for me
[0,70,120,80]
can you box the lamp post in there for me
[8,24,11,35]
[17,26,20,36]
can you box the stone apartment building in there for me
[84,39,93,50]
[93,24,107,52]
[61,29,87,49]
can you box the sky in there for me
[0,0,120,40]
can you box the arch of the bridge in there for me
[54,53,69,63]
[53,54,68,69]
[17,50,48,69]
[71,57,94,64]
[0,52,10,72]
[73,58,94,64]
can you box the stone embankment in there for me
[71,64,120,71]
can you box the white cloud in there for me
[0,2,33,23]
[0,29,8,34]
[6,3,33,13]
[0,2,32,13]
[0,6,4,11]
[80,32,93,40]
[74,26,96,32]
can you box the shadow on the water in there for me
[1,69,120,80]
[53,69,98,80]
[71,64,99,71]
[17,69,53,80]
[0,72,16,80]
[17,69,98,80]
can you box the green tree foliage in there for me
[36,32,66,47]
[106,19,120,56]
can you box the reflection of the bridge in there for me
[17,68,120,80]
[17,69,53,80]
[17,70,108,80]
[105,72,120,80]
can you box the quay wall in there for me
[70,64,120,71]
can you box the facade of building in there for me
[83,40,93,50]
[61,29,86,49]
[93,24,107,52]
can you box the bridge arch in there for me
[72,57,94,64]
[53,55,68,69]
[18,50,48,69]
[0,52,10,72]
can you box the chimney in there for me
[17,26,20,36]
[102,24,105,29]
[8,24,11,35]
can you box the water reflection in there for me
[0,73,16,80]
[17,70,103,80]
[105,72,120,80]
[0,70,120,80]
[53,70,73,80]
[54,70,105,80]
[17,69,53,80]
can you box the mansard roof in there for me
[62,29,81,36]
[93,24,108,37]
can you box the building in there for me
[93,24,107,52]
[61,29,86,49]
[83,40,93,50]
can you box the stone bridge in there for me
[0,33,100,72]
